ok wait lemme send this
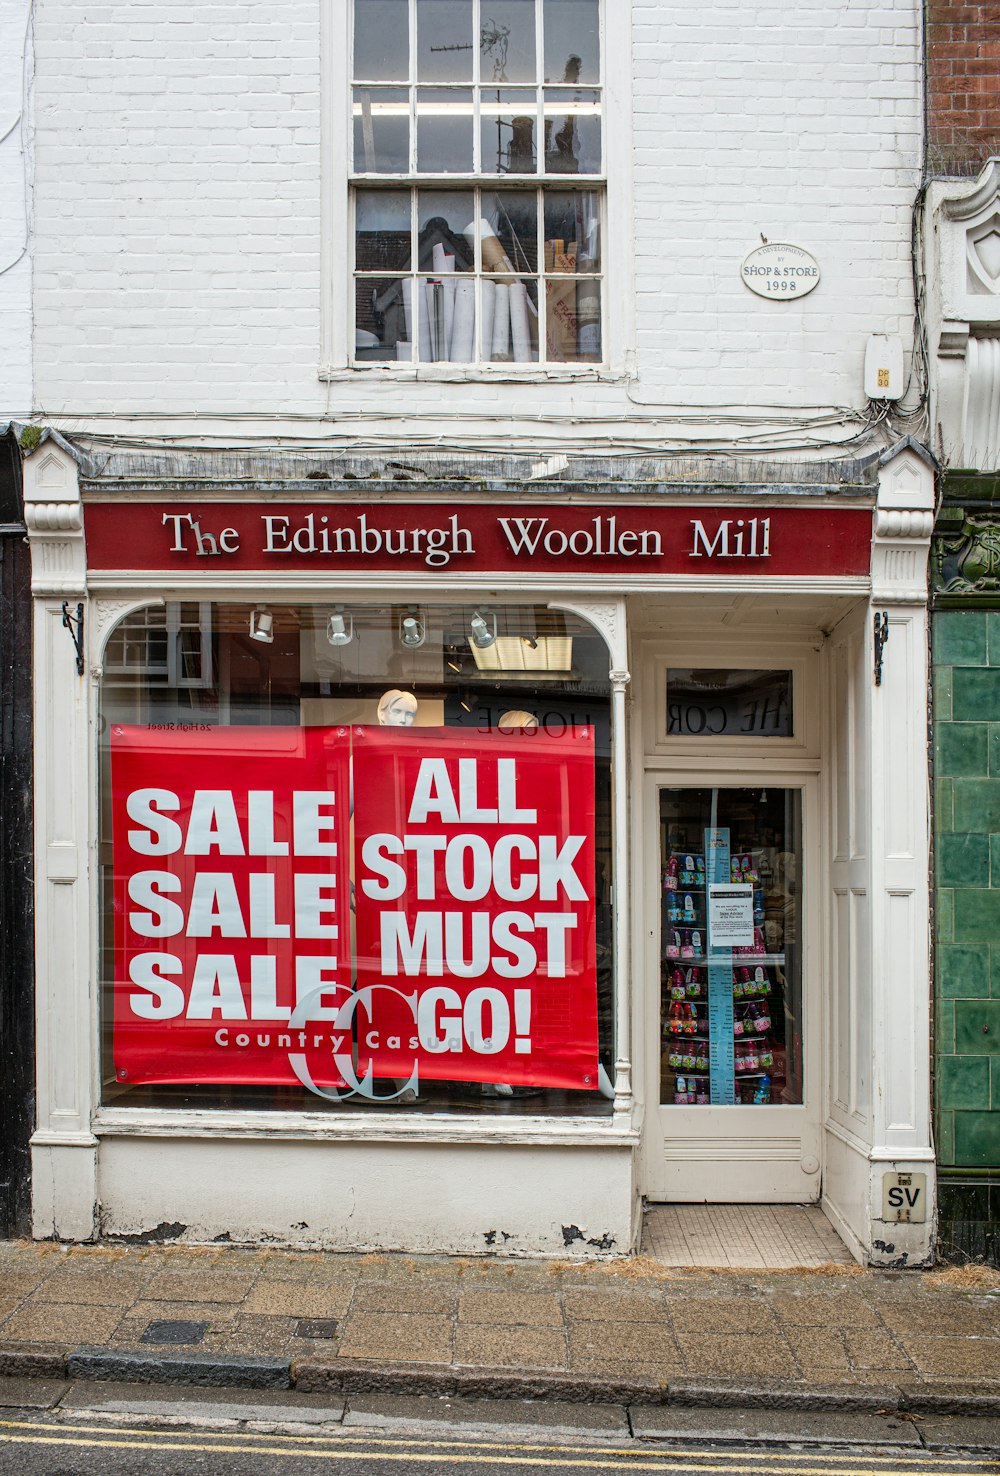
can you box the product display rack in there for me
[659,796,798,1107]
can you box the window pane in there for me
[353,88,410,173]
[417,189,476,269]
[543,0,599,84]
[416,275,477,361]
[480,89,538,174]
[659,788,803,1107]
[355,190,412,273]
[543,189,600,270]
[484,190,538,273]
[416,88,474,172]
[354,0,410,80]
[544,89,600,173]
[545,275,600,360]
[482,277,539,361]
[417,0,474,81]
[666,671,793,738]
[480,0,537,83]
[356,276,413,360]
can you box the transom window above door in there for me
[351,0,605,367]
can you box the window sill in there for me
[93,1105,638,1148]
[319,362,624,383]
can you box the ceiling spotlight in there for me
[469,609,497,650]
[400,608,426,648]
[326,607,354,647]
[521,635,539,650]
[249,606,274,644]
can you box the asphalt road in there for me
[1,1412,999,1476]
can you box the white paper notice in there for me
[707,883,754,947]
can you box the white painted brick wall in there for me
[28,0,923,442]
[0,0,32,417]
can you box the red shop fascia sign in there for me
[83,499,874,578]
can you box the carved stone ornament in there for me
[926,159,1000,470]
[933,513,1000,597]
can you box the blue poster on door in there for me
[705,827,736,1104]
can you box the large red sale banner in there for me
[111,726,352,1087]
[111,724,600,1094]
[351,726,599,1090]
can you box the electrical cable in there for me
[0,0,35,279]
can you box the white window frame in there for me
[320,0,633,378]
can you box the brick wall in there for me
[927,0,1000,175]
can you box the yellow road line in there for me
[0,1428,997,1476]
[0,1415,988,1467]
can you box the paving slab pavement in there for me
[0,1239,999,1414]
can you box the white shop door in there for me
[642,775,822,1203]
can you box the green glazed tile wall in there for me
[934,611,1000,1169]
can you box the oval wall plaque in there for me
[741,242,820,300]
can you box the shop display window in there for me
[99,601,614,1117]
[659,787,803,1107]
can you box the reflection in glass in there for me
[666,671,793,739]
[543,0,599,83]
[417,0,474,81]
[545,276,600,361]
[658,788,803,1108]
[417,189,476,269]
[480,89,537,173]
[485,190,537,273]
[543,189,600,270]
[483,277,539,361]
[480,0,536,83]
[353,88,410,173]
[355,190,412,274]
[354,0,410,80]
[356,276,412,360]
[544,89,600,173]
[416,88,474,172]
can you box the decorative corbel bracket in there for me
[21,433,86,598]
[871,439,937,605]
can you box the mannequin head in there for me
[377,689,418,727]
[498,709,538,734]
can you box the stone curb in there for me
[0,1345,70,1380]
[66,1348,291,1389]
[291,1358,663,1403]
[2,1343,1000,1416]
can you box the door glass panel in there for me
[659,787,803,1107]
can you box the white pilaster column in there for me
[22,438,98,1241]
[548,599,632,1120]
[866,441,936,1266]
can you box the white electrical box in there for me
[864,335,904,399]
